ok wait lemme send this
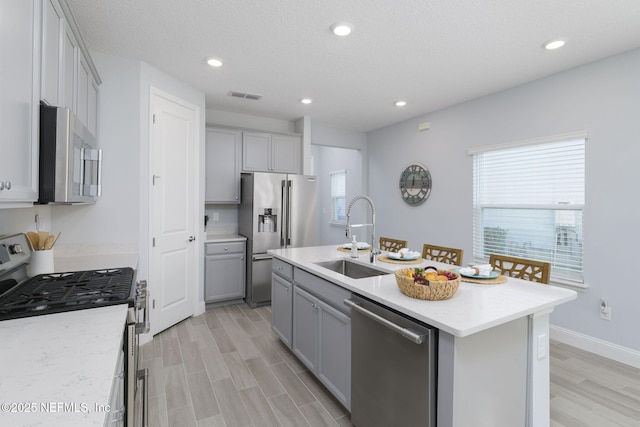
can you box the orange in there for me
[435,275,449,281]
[425,272,438,280]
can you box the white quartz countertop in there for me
[0,304,129,427]
[268,245,577,337]
[204,233,247,243]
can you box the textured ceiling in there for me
[65,0,640,132]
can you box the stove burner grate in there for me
[0,267,135,319]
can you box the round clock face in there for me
[399,163,432,206]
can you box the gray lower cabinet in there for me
[205,241,246,302]
[271,272,293,346]
[291,270,351,410]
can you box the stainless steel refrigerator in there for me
[239,172,317,307]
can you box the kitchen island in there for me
[268,245,577,427]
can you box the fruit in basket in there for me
[435,275,449,281]
[425,272,438,281]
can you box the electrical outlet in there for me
[537,333,547,360]
[600,298,611,321]
[213,212,219,221]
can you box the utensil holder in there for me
[28,249,55,276]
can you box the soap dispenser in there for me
[351,235,358,258]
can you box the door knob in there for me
[188,236,196,242]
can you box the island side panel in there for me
[438,317,529,427]
[528,310,552,427]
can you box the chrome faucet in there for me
[345,195,380,263]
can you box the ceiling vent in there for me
[227,90,263,101]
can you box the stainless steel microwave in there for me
[38,105,102,204]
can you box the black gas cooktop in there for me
[0,267,135,321]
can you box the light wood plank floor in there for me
[550,340,640,427]
[141,303,640,426]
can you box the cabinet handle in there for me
[240,256,244,260]
[224,247,228,251]
[5,181,10,190]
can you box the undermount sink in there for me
[314,259,390,279]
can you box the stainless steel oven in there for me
[128,280,149,427]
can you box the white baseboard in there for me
[195,301,206,316]
[550,325,640,369]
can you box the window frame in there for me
[329,169,347,225]
[469,131,586,287]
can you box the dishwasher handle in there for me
[344,298,427,345]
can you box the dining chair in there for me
[421,244,464,266]
[489,254,551,284]
[379,237,408,253]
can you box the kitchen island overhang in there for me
[268,245,577,427]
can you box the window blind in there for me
[330,170,346,222]
[472,137,585,283]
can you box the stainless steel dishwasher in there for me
[345,294,437,427]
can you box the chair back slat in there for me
[379,237,408,253]
[489,254,551,284]
[421,244,463,266]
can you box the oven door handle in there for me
[135,280,150,334]
[137,368,149,427]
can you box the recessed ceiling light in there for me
[543,40,566,50]
[206,58,223,67]
[395,100,407,107]
[301,98,312,104]
[331,22,353,37]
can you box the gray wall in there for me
[367,48,640,351]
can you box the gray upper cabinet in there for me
[41,0,64,107]
[242,131,300,174]
[205,127,241,203]
[61,19,77,111]
[41,0,100,135]
[0,0,40,205]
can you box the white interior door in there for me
[150,89,198,335]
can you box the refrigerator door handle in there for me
[280,179,286,247]
[286,180,292,246]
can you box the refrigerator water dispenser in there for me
[258,208,277,233]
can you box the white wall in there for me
[206,109,294,133]
[367,48,640,352]
[312,145,364,245]
[51,54,141,246]
[0,54,141,249]
[310,123,369,246]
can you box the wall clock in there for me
[399,163,432,206]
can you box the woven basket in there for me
[395,267,460,300]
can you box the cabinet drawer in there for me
[293,267,351,315]
[205,241,245,255]
[272,258,293,281]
